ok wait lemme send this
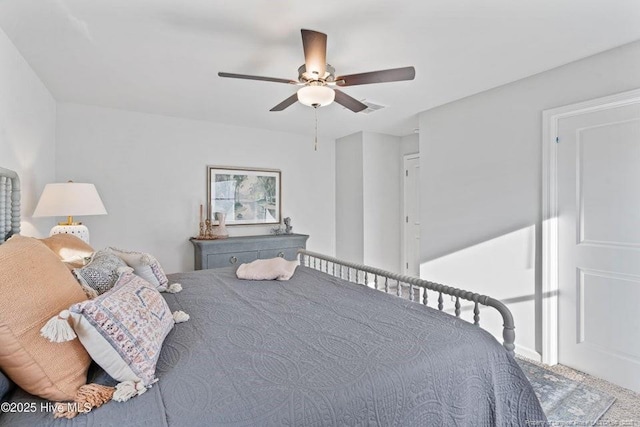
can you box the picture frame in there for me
[207,166,281,226]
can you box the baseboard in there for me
[516,345,542,362]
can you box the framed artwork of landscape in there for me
[207,166,281,225]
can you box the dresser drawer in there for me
[207,251,258,269]
[258,247,299,261]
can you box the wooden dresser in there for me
[190,234,309,270]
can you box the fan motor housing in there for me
[298,64,335,84]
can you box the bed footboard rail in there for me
[298,249,515,356]
[0,167,21,244]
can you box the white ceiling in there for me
[1,0,639,139]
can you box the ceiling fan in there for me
[218,29,416,113]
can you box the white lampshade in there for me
[33,183,107,218]
[297,85,335,107]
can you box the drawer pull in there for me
[229,256,238,264]
[277,252,285,258]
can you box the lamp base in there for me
[50,224,90,244]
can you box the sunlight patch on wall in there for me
[419,225,539,360]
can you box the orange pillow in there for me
[40,234,94,269]
[0,235,91,401]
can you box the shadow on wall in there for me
[419,224,545,359]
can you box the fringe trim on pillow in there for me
[165,283,183,293]
[40,310,77,343]
[53,383,115,419]
[173,311,190,323]
[112,380,147,402]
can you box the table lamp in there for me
[32,182,107,243]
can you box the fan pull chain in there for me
[314,106,318,151]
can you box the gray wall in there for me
[336,131,402,272]
[418,40,640,359]
[336,132,364,264]
[56,103,336,273]
[0,26,56,238]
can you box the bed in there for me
[0,167,546,426]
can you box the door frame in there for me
[402,153,420,275]
[541,88,640,365]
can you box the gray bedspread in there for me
[1,266,546,426]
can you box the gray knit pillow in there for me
[73,250,130,298]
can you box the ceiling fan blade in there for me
[336,66,415,86]
[333,89,367,113]
[301,29,327,78]
[218,72,297,85]
[270,93,299,111]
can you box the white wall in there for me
[335,131,402,272]
[0,27,56,237]
[401,133,419,156]
[419,40,640,360]
[362,132,401,273]
[55,103,335,273]
[335,132,363,264]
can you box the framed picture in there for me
[207,166,281,226]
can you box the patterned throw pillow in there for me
[66,272,176,386]
[107,247,169,291]
[74,250,129,297]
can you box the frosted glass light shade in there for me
[297,85,335,107]
[33,183,107,218]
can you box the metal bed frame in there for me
[0,166,516,355]
[0,167,20,244]
[299,249,516,356]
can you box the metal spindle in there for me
[294,249,517,356]
[474,302,480,326]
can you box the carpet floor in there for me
[519,357,640,425]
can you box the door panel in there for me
[403,156,420,276]
[558,101,640,392]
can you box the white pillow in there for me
[106,247,169,291]
[236,257,300,281]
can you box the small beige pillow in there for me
[236,257,300,281]
[40,234,94,269]
[0,235,91,401]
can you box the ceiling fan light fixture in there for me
[297,85,335,108]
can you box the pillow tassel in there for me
[112,380,147,402]
[165,283,183,294]
[40,310,77,343]
[53,383,115,419]
[173,310,190,323]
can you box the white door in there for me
[403,155,420,276]
[557,100,640,392]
